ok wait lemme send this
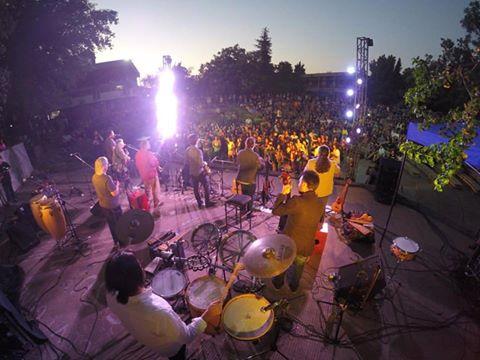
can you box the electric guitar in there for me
[331,179,352,213]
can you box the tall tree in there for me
[369,55,405,105]
[402,0,480,191]
[293,61,306,93]
[1,0,117,137]
[254,27,274,92]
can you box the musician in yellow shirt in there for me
[304,145,340,211]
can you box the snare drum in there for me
[30,194,49,232]
[391,237,420,262]
[151,269,186,299]
[222,294,274,341]
[40,198,66,240]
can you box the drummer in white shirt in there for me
[105,251,221,360]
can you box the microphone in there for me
[69,152,79,157]
[261,301,279,312]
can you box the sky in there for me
[94,0,470,77]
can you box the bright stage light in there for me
[346,110,353,118]
[355,103,360,109]
[156,69,177,139]
[346,137,351,144]
[346,89,354,97]
[347,66,355,74]
[357,78,363,85]
[356,128,361,134]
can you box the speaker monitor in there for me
[375,158,401,204]
[6,220,39,253]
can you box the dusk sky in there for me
[94,0,470,77]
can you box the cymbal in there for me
[116,209,154,246]
[242,234,296,278]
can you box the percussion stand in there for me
[56,193,88,254]
[316,299,348,345]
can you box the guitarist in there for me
[304,145,340,216]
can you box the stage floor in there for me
[4,165,480,360]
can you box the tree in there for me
[401,0,480,191]
[274,61,293,93]
[254,27,274,92]
[198,45,256,95]
[293,61,306,93]
[369,55,405,105]
[1,0,117,137]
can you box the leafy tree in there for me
[293,61,306,93]
[274,61,293,93]
[369,55,405,105]
[401,0,480,191]
[1,0,117,138]
[198,45,256,94]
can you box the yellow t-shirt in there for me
[304,158,340,198]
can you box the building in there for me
[305,72,353,97]
[63,60,141,109]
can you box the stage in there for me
[3,164,480,360]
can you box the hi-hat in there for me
[116,209,154,246]
[242,234,296,278]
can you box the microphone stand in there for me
[70,153,95,205]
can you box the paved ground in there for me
[1,162,480,360]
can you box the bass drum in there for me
[30,194,49,233]
[40,199,66,240]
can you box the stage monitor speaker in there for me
[6,220,39,253]
[375,158,401,204]
[334,255,386,310]
[14,203,41,233]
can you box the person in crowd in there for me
[235,137,263,212]
[92,130,104,158]
[271,171,324,292]
[185,134,215,209]
[135,138,161,216]
[105,251,222,360]
[112,138,131,189]
[0,154,16,204]
[91,157,122,246]
[304,145,340,213]
[104,130,116,162]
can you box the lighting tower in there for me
[354,37,373,123]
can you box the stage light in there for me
[347,66,355,74]
[346,137,351,144]
[357,78,363,85]
[346,89,354,97]
[156,68,177,139]
[356,128,361,134]
[346,110,353,118]
[355,103,360,109]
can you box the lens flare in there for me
[346,89,354,97]
[156,69,177,139]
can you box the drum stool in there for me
[224,194,252,230]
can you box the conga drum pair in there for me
[40,198,67,240]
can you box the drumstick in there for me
[210,263,245,330]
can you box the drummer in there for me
[105,251,222,360]
[271,170,324,292]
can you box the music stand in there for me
[211,157,233,198]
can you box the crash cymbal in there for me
[116,209,154,246]
[242,234,296,278]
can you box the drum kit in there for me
[116,209,298,351]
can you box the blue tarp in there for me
[407,122,480,171]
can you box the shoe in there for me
[198,203,205,209]
[205,201,217,208]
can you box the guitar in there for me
[331,179,352,213]
[206,262,245,334]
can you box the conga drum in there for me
[40,199,67,240]
[30,194,49,232]
[185,275,225,333]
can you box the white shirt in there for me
[107,288,206,357]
